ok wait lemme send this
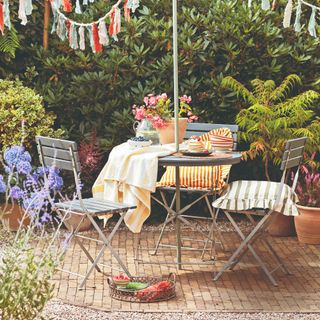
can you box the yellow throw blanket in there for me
[92,143,175,233]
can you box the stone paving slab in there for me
[52,228,320,313]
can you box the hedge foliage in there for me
[0,0,319,151]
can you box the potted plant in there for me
[294,155,320,244]
[0,145,64,231]
[132,93,198,144]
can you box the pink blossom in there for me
[149,96,157,106]
[160,93,168,100]
[143,97,149,106]
[135,107,146,121]
[151,116,167,129]
[180,95,192,104]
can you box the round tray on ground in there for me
[107,273,176,303]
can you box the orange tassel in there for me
[92,23,103,53]
[63,0,72,13]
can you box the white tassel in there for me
[79,26,86,50]
[75,0,82,14]
[261,0,270,11]
[113,7,121,40]
[18,0,28,25]
[98,20,109,46]
[283,0,293,28]
[248,0,252,8]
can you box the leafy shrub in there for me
[0,0,319,152]
[0,79,64,150]
[222,74,320,180]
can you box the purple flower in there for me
[9,186,24,200]
[4,146,31,167]
[40,212,52,224]
[48,166,64,191]
[17,161,32,175]
[0,175,6,193]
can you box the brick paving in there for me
[52,226,320,313]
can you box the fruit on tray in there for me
[126,282,149,290]
[135,280,172,302]
[113,273,130,286]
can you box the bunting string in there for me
[50,0,139,53]
[249,0,320,38]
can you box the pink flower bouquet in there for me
[132,93,198,129]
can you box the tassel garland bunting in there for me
[79,25,86,50]
[308,6,317,38]
[283,0,293,28]
[92,23,103,53]
[261,0,270,11]
[294,0,302,32]
[63,0,72,13]
[108,6,121,40]
[98,20,109,46]
[0,1,4,35]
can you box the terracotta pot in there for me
[295,204,320,244]
[268,213,296,237]
[156,118,188,145]
[64,213,92,232]
[1,203,31,231]
[268,212,296,237]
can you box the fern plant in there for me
[0,28,20,58]
[222,74,320,180]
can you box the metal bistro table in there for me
[156,152,242,269]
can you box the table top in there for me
[158,152,242,167]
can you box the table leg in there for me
[175,165,182,270]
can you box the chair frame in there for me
[36,136,135,289]
[213,137,307,286]
[150,123,239,259]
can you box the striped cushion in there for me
[157,128,233,190]
[212,180,299,216]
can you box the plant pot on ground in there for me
[0,203,31,231]
[293,156,320,244]
[63,212,92,232]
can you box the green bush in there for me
[0,0,319,152]
[0,79,64,150]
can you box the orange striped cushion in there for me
[157,128,233,190]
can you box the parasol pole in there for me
[172,0,179,153]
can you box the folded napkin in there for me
[92,143,175,233]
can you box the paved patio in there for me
[53,224,320,313]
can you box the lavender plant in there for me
[0,145,71,319]
[0,145,63,225]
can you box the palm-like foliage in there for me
[222,74,320,180]
[0,28,20,58]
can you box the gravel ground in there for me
[44,299,320,320]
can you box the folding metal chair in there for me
[36,136,136,289]
[151,123,238,259]
[213,137,307,286]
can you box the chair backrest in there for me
[36,136,81,174]
[184,122,239,151]
[280,137,307,172]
